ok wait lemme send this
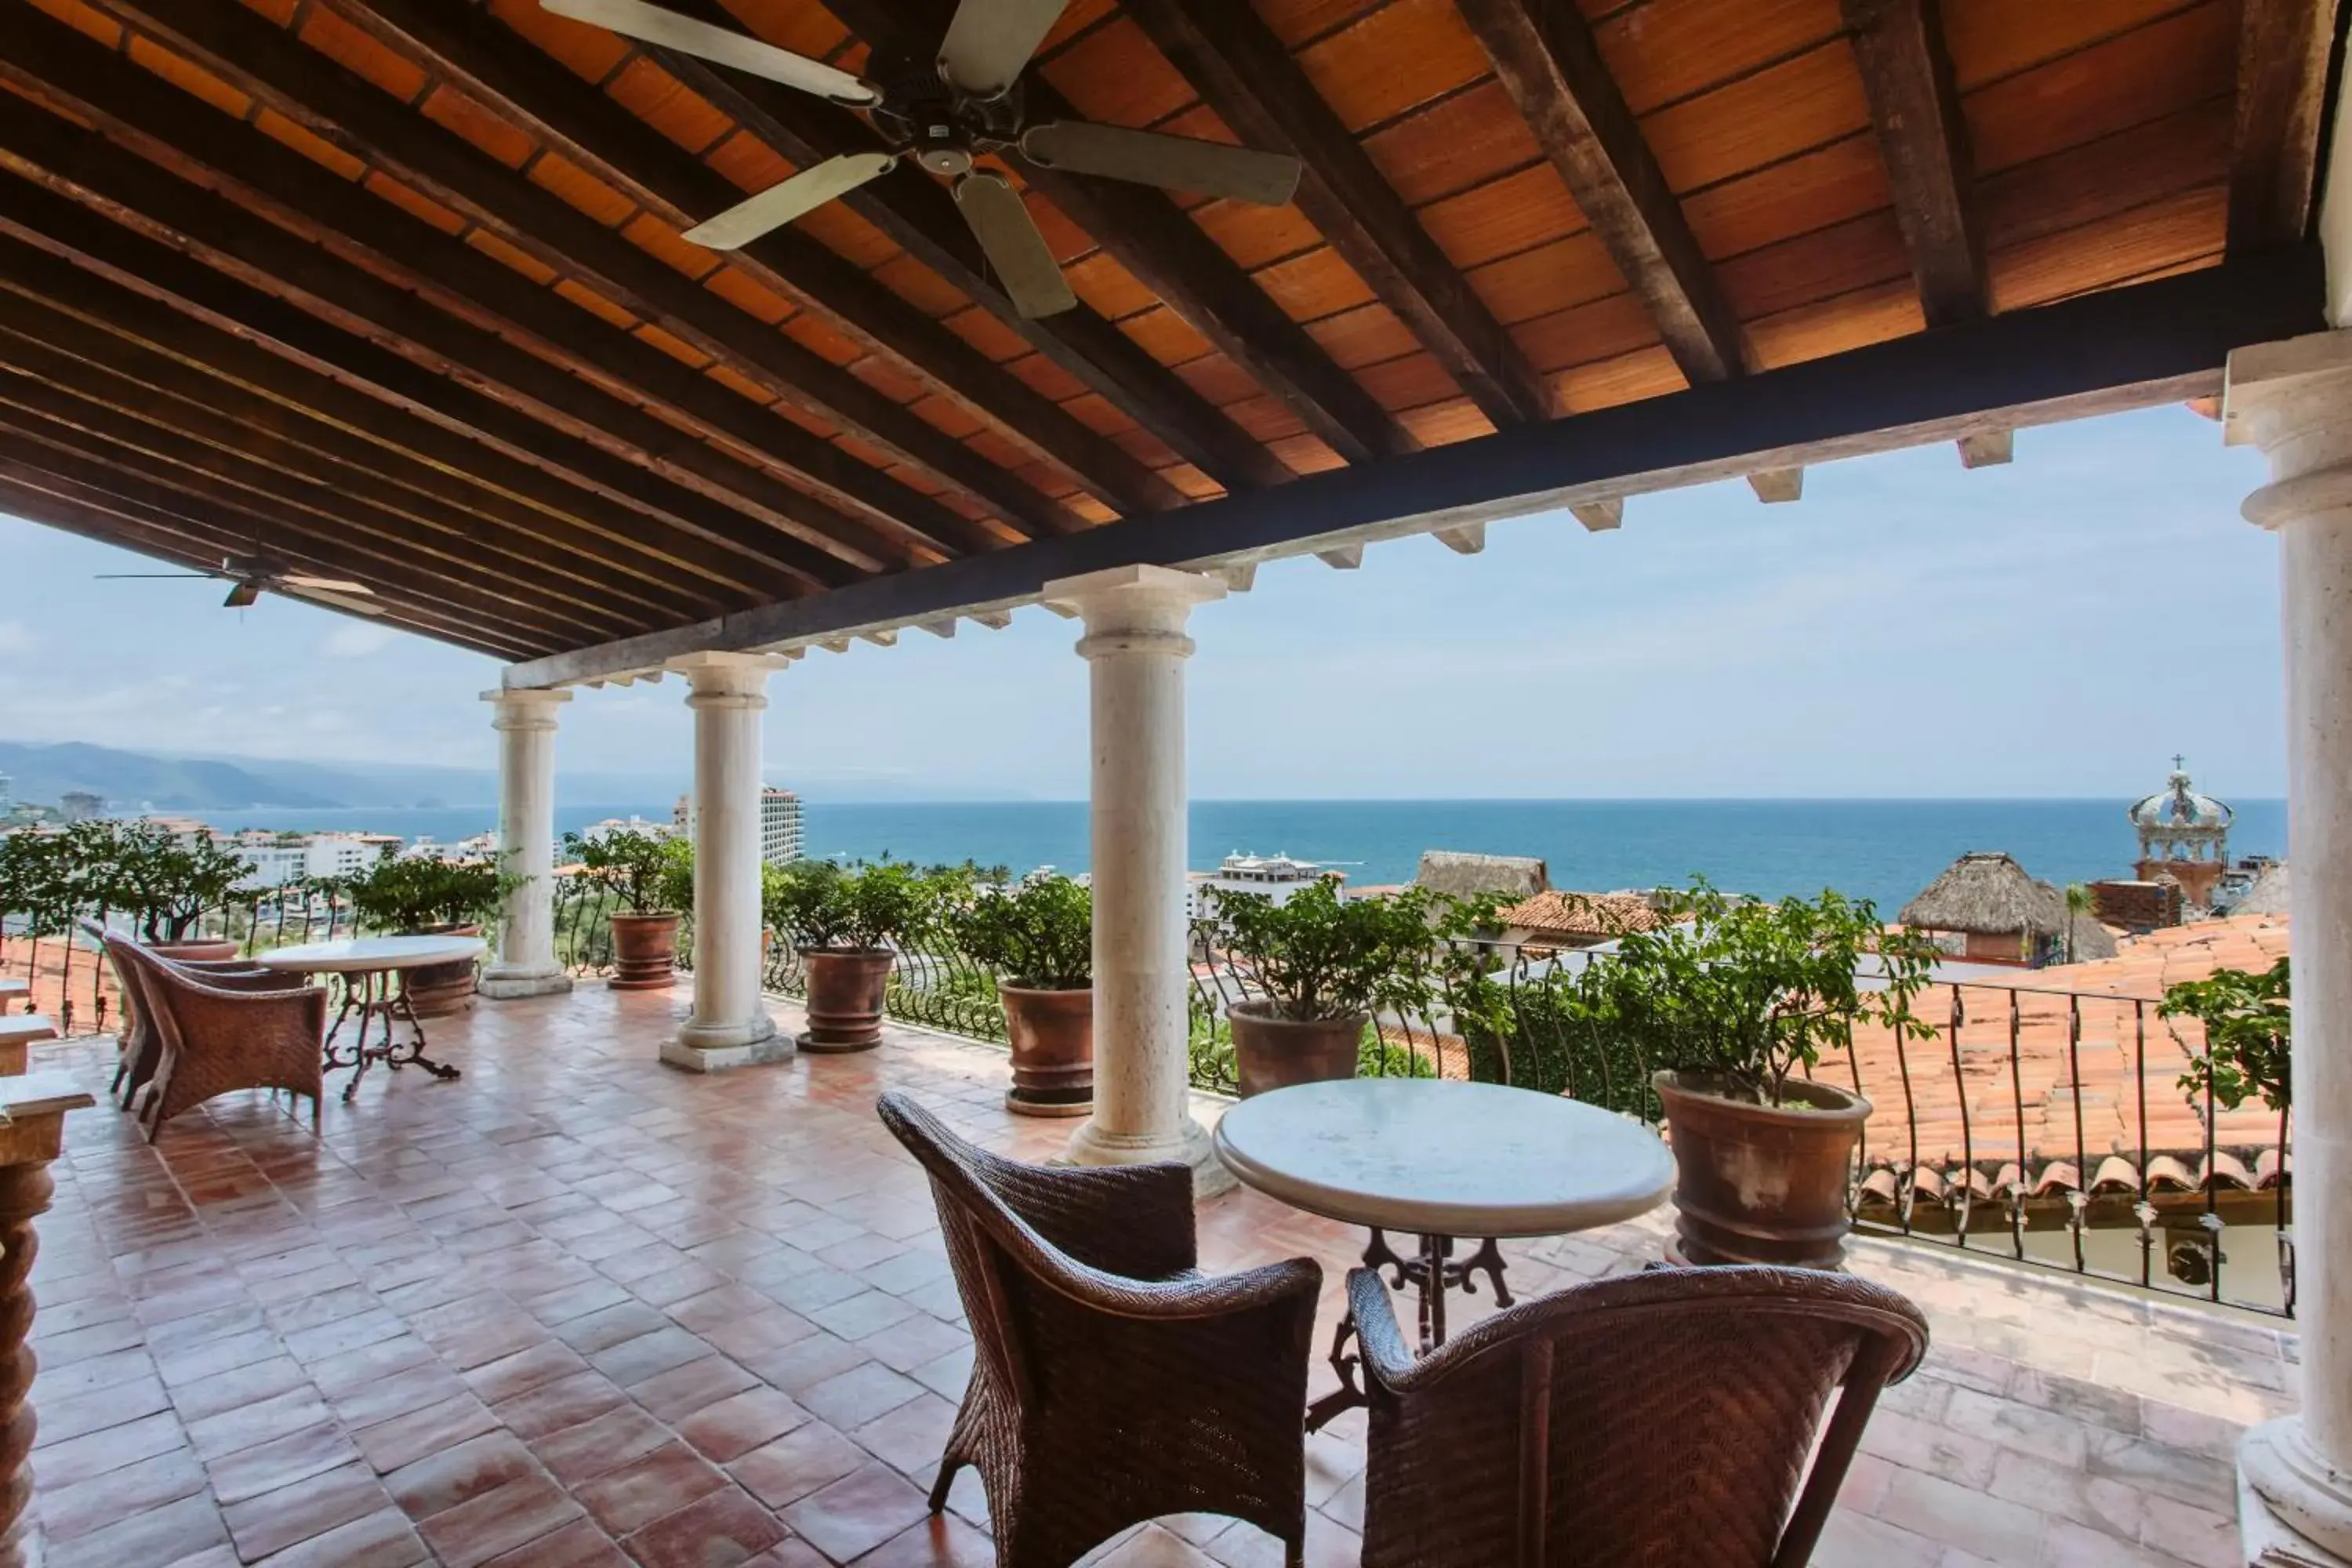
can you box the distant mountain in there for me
[0,741,343,811]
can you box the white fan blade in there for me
[683,152,898,249]
[938,0,1069,96]
[539,0,880,105]
[280,575,373,594]
[953,171,1075,318]
[282,586,387,617]
[1020,121,1303,207]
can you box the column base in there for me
[477,966,573,1000]
[2242,1420,2352,1565]
[1063,1112,1236,1199]
[663,1013,787,1073]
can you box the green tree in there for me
[2162,958,2290,1114]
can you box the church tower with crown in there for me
[2129,756,2233,908]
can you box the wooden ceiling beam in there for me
[1120,0,1552,429]
[0,322,708,630]
[0,104,871,589]
[822,0,1414,467]
[0,231,779,608]
[2230,0,2346,251]
[502,246,2328,689]
[1843,0,1986,328]
[80,0,1080,543]
[0,183,823,607]
[1458,0,1749,386]
[0,423,612,647]
[325,0,1197,520]
[0,9,998,564]
[630,0,1290,493]
[0,468,543,659]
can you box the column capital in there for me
[481,687,571,729]
[2226,328,2352,529]
[669,651,785,704]
[1044,564,1226,636]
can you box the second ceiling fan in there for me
[541,0,1306,318]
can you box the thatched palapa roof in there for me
[1900,852,2118,960]
[1414,852,1549,902]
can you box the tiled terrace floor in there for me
[17,982,2296,1568]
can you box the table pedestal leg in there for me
[1304,1228,1515,1433]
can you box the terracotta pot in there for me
[403,923,481,1018]
[999,983,1093,1117]
[1229,1000,1366,1099]
[608,912,681,991]
[799,948,894,1053]
[1653,1070,1871,1269]
[151,938,239,963]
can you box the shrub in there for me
[87,822,248,942]
[764,857,933,950]
[564,828,688,916]
[339,855,517,934]
[1215,880,1448,1022]
[942,872,1091,990]
[2162,958,2290,1114]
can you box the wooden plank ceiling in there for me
[0,0,2336,661]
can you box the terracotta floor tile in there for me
[34,1407,187,1490]
[254,1506,434,1568]
[466,1339,593,1405]
[800,1360,923,1431]
[852,1392,957,1475]
[678,1385,811,1462]
[530,1401,672,1486]
[220,1458,393,1560]
[623,1483,789,1568]
[416,1469,588,1568]
[46,1490,229,1568]
[187,1385,334,1461]
[590,1324,710,1387]
[572,1437,729,1535]
[34,1443,209,1542]
[385,1429,543,1522]
[354,1391,502,1473]
[628,1352,760,1423]
[478,1515,633,1567]
[730,1421,873,1508]
[33,1369,173,1445]
[493,1368,629,1442]
[205,1416,365,1505]
[854,1514,1000,1568]
[782,1461,934,1563]
[553,1301,671,1357]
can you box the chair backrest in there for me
[1359,1265,1928,1568]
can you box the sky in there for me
[0,401,2285,800]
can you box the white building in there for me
[1186,851,1338,920]
[676,786,804,867]
[578,814,672,847]
[224,829,398,888]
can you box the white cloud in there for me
[322,622,398,659]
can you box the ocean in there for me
[185,798,2288,913]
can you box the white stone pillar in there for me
[478,688,572,1000]
[2227,329,2352,1566]
[1047,564,1231,1196]
[663,653,786,1072]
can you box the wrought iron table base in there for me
[321,970,463,1102]
[1305,1227,1512,1432]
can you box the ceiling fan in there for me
[539,0,1307,318]
[95,557,384,617]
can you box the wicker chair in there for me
[1349,1264,1929,1568]
[81,920,280,1109]
[107,936,326,1139]
[876,1091,1323,1568]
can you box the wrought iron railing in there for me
[1,887,365,1036]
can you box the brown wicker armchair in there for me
[81,920,281,1109]
[1349,1264,1929,1568]
[107,937,326,1139]
[877,1092,1323,1568]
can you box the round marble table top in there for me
[1214,1078,1675,1238]
[256,935,487,974]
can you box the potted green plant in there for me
[342,853,518,1016]
[764,857,929,1053]
[93,821,248,960]
[943,870,1094,1116]
[1215,880,1446,1098]
[564,829,692,990]
[1575,880,1939,1269]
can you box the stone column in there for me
[1047,564,1231,1196]
[664,653,786,1072]
[477,688,572,1000]
[2226,328,2352,1566]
